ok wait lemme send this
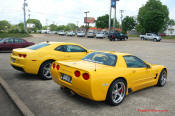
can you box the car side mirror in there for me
[3,42,7,44]
[146,64,151,69]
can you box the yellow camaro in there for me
[51,51,168,106]
[10,42,92,80]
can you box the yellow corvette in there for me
[51,51,168,106]
[10,42,92,80]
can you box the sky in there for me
[0,0,174,26]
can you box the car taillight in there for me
[56,65,60,70]
[19,54,27,58]
[74,71,80,77]
[53,63,56,69]
[82,73,89,80]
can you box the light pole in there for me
[84,11,89,34]
[120,10,124,30]
[109,0,119,32]
[23,0,27,32]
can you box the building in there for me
[164,25,175,36]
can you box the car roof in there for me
[41,41,82,46]
[92,51,131,56]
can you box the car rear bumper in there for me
[10,55,40,75]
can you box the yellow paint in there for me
[10,42,91,75]
[51,51,167,101]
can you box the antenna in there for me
[94,61,96,72]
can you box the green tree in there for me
[96,14,109,28]
[57,25,66,31]
[122,16,136,33]
[137,0,169,34]
[96,14,120,29]
[66,23,77,31]
[27,19,42,32]
[0,20,11,32]
[49,24,57,31]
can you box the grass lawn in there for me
[0,33,31,38]
[162,36,175,39]
[128,35,139,37]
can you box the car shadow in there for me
[58,88,111,107]
[15,72,41,81]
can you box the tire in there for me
[106,79,126,106]
[157,69,167,87]
[124,37,128,41]
[141,37,144,40]
[39,60,54,80]
[153,38,157,42]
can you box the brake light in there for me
[74,71,80,77]
[56,65,60,70]
[19,54,27,58]
[82,73,89,80]
[53,63,56,69]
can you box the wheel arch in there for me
[38,59,55,75]
[106,77,128,99]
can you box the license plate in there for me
[12,58,16,63]
[60,73,72,83]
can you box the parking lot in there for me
[0,34,175,116]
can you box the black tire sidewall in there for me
[157,69,167,87]
[39,60,53,80]
[106,79,126,106]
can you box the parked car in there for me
[96,32,106,39]
[108,31,128,41]
[58,30,66,36]
[77,31,85,37]
[140,33,161,42]
[51,51,167,106]
[159,33,166,37]
[41,30,49,34]
[67,31,75,36]
[87,31,95,38]
[10,42,94,80]
[0,37,34,51]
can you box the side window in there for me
[66,45,87,52]
[14,39,24,43]
[124,56,146,68]
[5,38,14,43]
[55,45,66,52]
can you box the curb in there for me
[0,76,35,116]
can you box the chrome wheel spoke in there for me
[112,82,125,104]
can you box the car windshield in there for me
[82,52,117,66]
[27,43,49,50]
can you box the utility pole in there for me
[76,21,79,32]
[28,9,31,20]
[84,11,89,34]
[120,10,124,30]
[23,0,27,32]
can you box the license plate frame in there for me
[60,73,72,84]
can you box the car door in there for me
[3,38,14,51]
[123,56,154,91]
[54,45,67,60]
[65,45,88,60]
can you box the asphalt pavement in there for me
[0,34,175,116]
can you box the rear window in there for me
[27,43,49,50]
